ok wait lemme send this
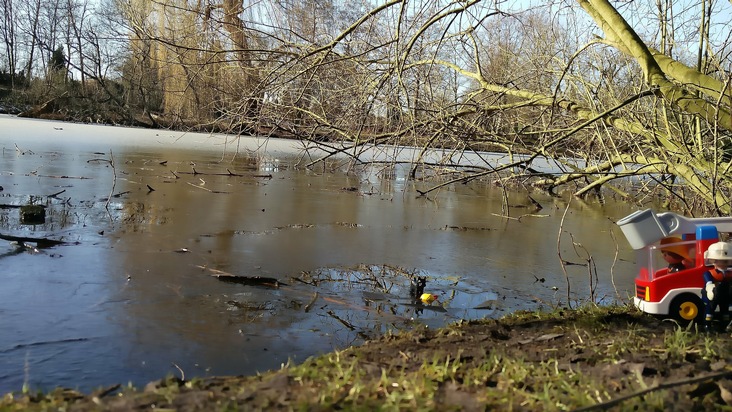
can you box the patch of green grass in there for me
[264,305,732,410]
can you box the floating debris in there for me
[474,299,503,310]
[440,225,494,231]
[215,274,284,288]
[335,222,361,228]
[20,204,46,224]
[401,302,448,313]
[0,232,64,248]
[518,333,564,345]
[420,293,440,304]
[275,224,314,230]
[197,265,285,288]
[226,300,273,311]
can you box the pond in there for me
[0,114,639,394]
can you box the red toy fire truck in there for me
[617,209,732,322]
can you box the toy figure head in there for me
[662,250,684,265]
[704,241,732,269]
[660,237,690,266]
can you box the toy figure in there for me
[409,276,426,299]
[660,237,692,273]
[701,241,732,332]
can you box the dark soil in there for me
[2,305,732,411]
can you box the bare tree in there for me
[0,0,18,85]
[108,0,731,214]
[7,0,732,214]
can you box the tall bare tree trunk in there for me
[221,0,260,132]
[23,0,42,82]
[1,0,17,86]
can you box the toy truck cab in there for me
[618,209,732,322]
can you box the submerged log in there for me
[0,233,64,248]
[214,275,284,288]
[196,265,286,287]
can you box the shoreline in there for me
[3,304,730,411]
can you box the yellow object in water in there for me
[420,293,439,304]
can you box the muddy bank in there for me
[2,305,731,411]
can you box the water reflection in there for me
[0,116,639,394]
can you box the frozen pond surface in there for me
[0,115,638,393]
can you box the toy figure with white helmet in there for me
[702,241,732,332]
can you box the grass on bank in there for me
[2,304,732,411]
[275,305,724,411]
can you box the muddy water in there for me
[0,115,638,394]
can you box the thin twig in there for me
[186,181,229,194]
[171,363,185,381]
[490,213,520,221]
[490,213,550,222]
[304,292,319,312]
[15,143,33,155]
[574,370,732,411]
[36,174,91,179]
[91,383,121,399]
[176,168,245,176]
[194,265,230,276]
[608,218,621,300]
[569,233,597,303]
[557,199,572,308]
[105,150,116,213]
[326,310,356,330]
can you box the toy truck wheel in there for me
[669,294,703,323]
